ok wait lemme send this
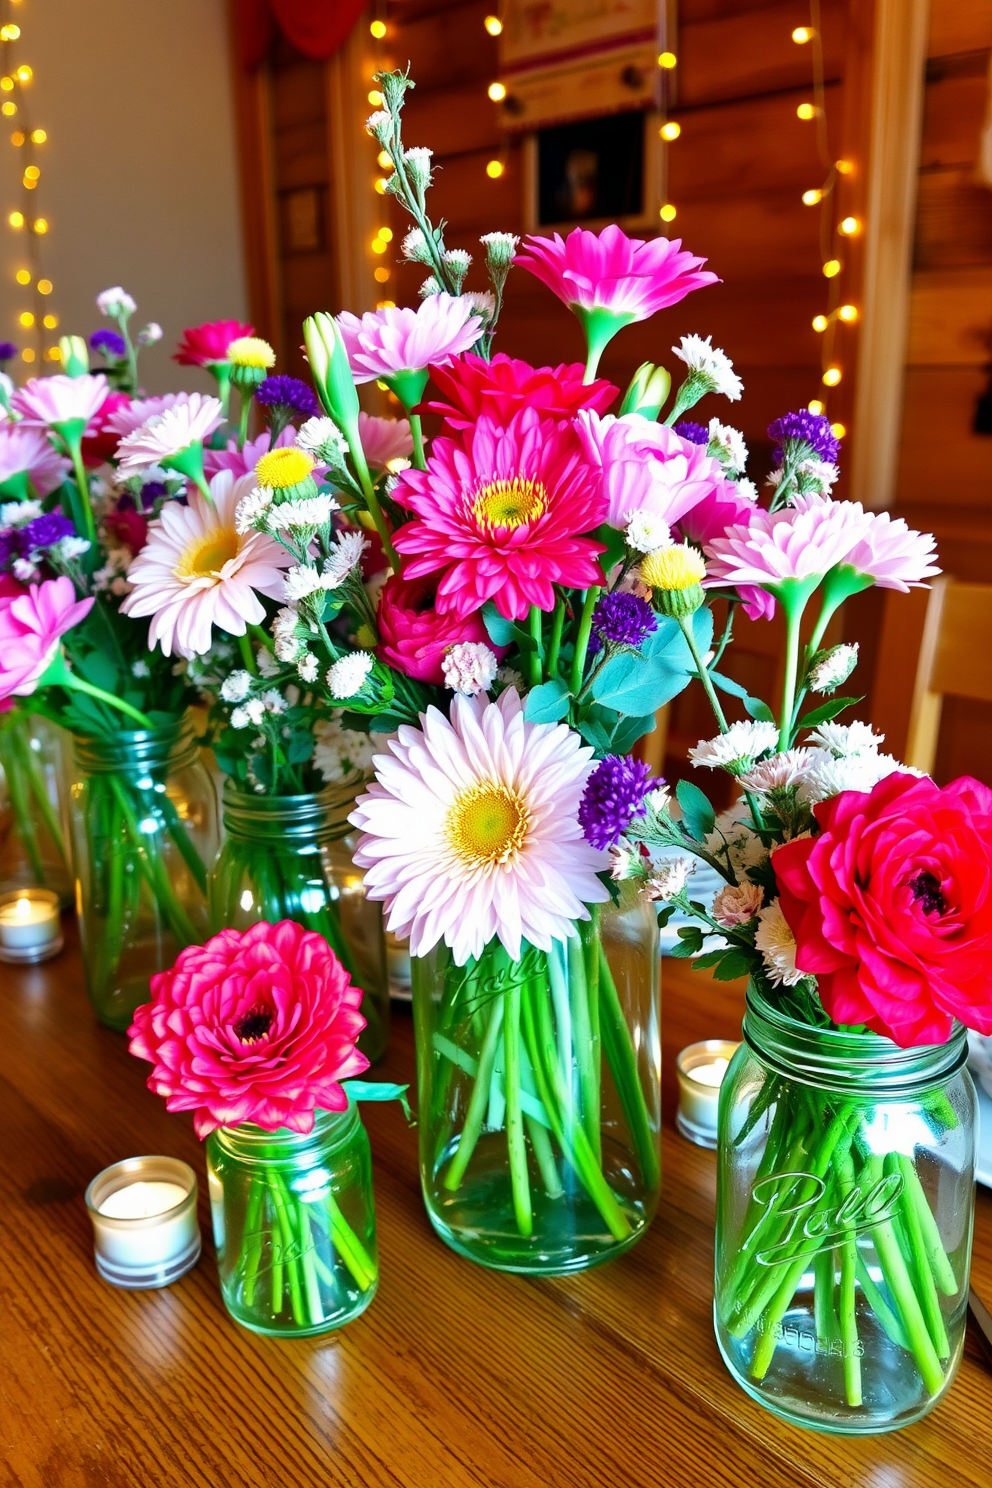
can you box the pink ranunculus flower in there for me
[391,407,607,620]
[0,423,71,498]
[0,576,94,702]
[203,425,297,480]
[358,411,414,470]
[774,772,992,1047]
[377,573,505,686]
[12,373,109,431]
[174,318,255,368]
[337,295,483,384]
[516,225,719,322]
[577,410,726,531]
[422,352,617,430]
[128,919,369,1138]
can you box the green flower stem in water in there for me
[597,944,659,1191]
[0,723,45,884]
[443,995,504,1191]
[503,979,533,1237]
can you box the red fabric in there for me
[237,0,367,69]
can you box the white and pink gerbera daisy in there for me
[0,423,70,498]
[12,373,109,432]
[839,509,940,591]
[358,411,414,470]
[349,688,610,964]
[391,406,607,620]
[115,392,224,477]
[105,393,182,440]
[337,295,482,384]
[120,469,290,657]
[703,497,872,597]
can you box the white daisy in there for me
[806,720,883,757]
[754,900,803,986]
[116,393,225,477]
[797,749,915,806]
[327,651,374,699]
[689,720,779,772]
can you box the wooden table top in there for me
[4,922,991,1488]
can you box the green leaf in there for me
[576,715,612,753]
[675,779,716,841]
[590,651,691,714]
[481,600,531,650]
[692,949,731,970]
[524,679,570,724]
[656,904,677,927]
[610,712,658,755]
[709,670,775,723]
[670,936,701,959]
[796,696,862,729]
[712,951,754,982]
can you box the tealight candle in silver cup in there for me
[85,1156,201,1289]
[0,888,63,964]
[676,1039,741,1149]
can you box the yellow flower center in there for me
[472,477,546,531]
[227,335,276,369]
[639,542,706,591]
[445,781,531,867]
[178,527,240,580]
[254,446,315,489]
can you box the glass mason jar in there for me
[66,716,218,1031]
[412,887,661,1274]
[208,779,390,1063]
[0,711,72,906]
[715,984,976,1434]
[205,1103,378,1336]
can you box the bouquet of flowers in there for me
[128,919,378,1335]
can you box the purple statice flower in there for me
[578,755,655,851]
[588,591,657,657]
[0,341,17,363]
[20,513,75,550]
[0,528,18,567]
[256,375,319,418]
[90,328,127,359]
[674,421,708,446]
[767,410,839,465]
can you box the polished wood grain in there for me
[3,924,991,1487]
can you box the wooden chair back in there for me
[872,577,992,773]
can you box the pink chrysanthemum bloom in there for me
[838,510,940,592]
[105,392,182,440]
[704,498,873,598]
[349,689,610,964]
[203,425,297,480]
[0,423,70,498]
[517,225,718,321]
[391,407,607,620]
[115,391,225,477]
[676,481,775,621]
[358,411,414,469]
[127,919,369,1138]
[12,373,109,433]
[120,468,290,657]
[174,318,255,368]
[337,295,482,385]
[0,576,94,702]
[423,352,617,430]
[577,410,726,531]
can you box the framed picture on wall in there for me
[522,109,663,233]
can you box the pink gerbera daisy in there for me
[0,423,70,499]
[12,373,109,434]
[391,407,607,619]
[337,295,482,385]
[704,499,873,598]
[349,688,610,964]
[115,392,224,478]
[105,392,182,440]
[839,510,940,592]
[0,576,94,702]
[516,226,718,322]
[120,469,290,657]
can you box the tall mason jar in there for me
[412,887,661,1274]
[208,779,390,1063]
[205,1103,378,1336]
[715,984,976,1434]
[0,710,72,906]
[66,716,218,1031]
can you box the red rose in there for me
[376,574,503,686]
[774,772,992,1046]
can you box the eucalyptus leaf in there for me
[675,779,716,840]
[796,696,862,729]
[709,670,775,723]
[524,679,571,723]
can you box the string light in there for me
[371,238,387,254]
[369,19,386,39]
[808,399,825,415]
[802,188,822,205]
[375,300,396,311]
[796,102,815,120]
[657,51,677,69]
[488,81,506,101]
[32,216,46,232]
[2,0,56,362]
[18,309,32,325]
[378,227,392,242]
[822,258,841,277]
[21,346,33,361]
[14,266,28,283]
[377,149,392,170]
[659,203,677,222]
[830,422,845,438]
[792,26,814,43]
[7,208,20,226]
[486,159,504,178]
[812,314,828,332]
[660,121,680,141]
[42,312,55,328]
[367,89,384,107]
[839,215,859,235]
[838,303,858,322]
[484,14,502,35]
[36,276,49,293]
[822,366,841,386]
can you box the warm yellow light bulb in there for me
[373,266,390,283]
[367,89,384,107]
[486,159,504,178]
[378,226,393,242]
[8,210,23,227]
[1,102,14,115]
[33,218,47,234]
[839,215,860,235]
[23,164,39,180]
[10,129,23,145]
[659,203,677,222]
[801,188,822,205]
[37,278,52,294]
[658,51,677,69]
[792,26,814,43]
[45,346,61,362]
[797,102,815,120]
[488,81,506,101]
[22,174,36,190]
[15,268,29,285]
[0,77,13,92]
[822,366,842,387]
[830,422,846,439]
[823,258,841,278]
[371,239,387,255]
[660,121,681,141]
[30,128,45,143]
[375,177,388,194]
[16,65,32,83]
[376,300,396,311]
[807,399,824,416]
[369,19,387,38]
[838,303,859,323]
[42,313,57,329]
[21,347,34,362]
[812,314,828,332]
[19,310,34,327]
[377,149,392,170]
[835,158,853,175]
[0,23,20,38]
[484,14,503,35]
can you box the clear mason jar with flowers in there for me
[0,709,72,906]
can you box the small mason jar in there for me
[208,779,390,1062]
[714,983,976,1434]
[0,711,72,907]
[66,716,218,1031]
[205,1103,378,1336]
[412,887,661,1274]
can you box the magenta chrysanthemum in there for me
[422,352,617,430]
[349,689,610,964]
[127,919,369,1138]
[516,225,719,321]
[704,499,873,595]
[391,407,607,619]
[577,410,727,531]
[337,295,482,383]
